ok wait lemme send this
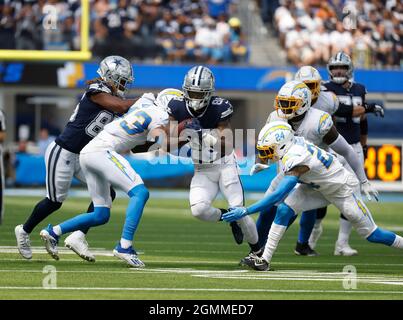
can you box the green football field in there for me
[0,194,402,300]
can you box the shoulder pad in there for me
[210,97,233,120]
[281,145,308,173]
[266,111,284,124]
[167,98,185,116]
[317,111,333,136]
[87,81,112,95]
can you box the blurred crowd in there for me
[258,0,402,68]
[0,0,248,64]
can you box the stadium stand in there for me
[257,0,402,68]
[0,0,248,64]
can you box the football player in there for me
[38,89,181,267]
[249,79,377,259]
[317,52,384,255]
[167,66,260,255]
[223,121,403,271]
[15,56,136,261]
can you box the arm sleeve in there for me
[334,103,353,117]
[247,175,299,214]
[329,134,367,183]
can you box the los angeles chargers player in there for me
[167,66,260,255]
[15,56,136,261]
[223,121,403,271]
[39,89,181,267]
[247,79,377,261]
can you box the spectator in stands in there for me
[38,128,55,156]
[195,17,224,64]
[223,17,248,63]
[206,0,237,19]
[0,3,16,49]
[15,1,41,50]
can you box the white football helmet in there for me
[275,80,312,120]
[182,66,215,112]
[294,66,322,102]
[327,51,354,84]
[257,121,295,161]
[155,88,183,111]
[97,55,134,97]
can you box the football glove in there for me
[364,103,384,117]
[222,207,248,222]
[362,144,368,159]
[361,180,379,201]
[250,163,269,175]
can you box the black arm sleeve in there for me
[361,117,368,135]
[334,103,353,117]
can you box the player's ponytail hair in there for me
[86,77,118,95]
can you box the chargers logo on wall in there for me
[57,62,84,88]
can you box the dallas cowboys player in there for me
[248,80,377,260]
[39,89,180,267]
[223,121,403,271]
[167,66,260,255]
[15,56,136,261]
[319,52,384,255]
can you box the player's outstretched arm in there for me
[222,167,308,222]
[90,93,138,114]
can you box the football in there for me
[177,118,193,134]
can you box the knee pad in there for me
[367,227,396,246]
[92,207,110,226]
[274,203,295,227]
[191,202,211,221]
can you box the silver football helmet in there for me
[97,55,134,97]
[327,51,353,84]
[182,66,215,112]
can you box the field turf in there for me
[0,194,402,300]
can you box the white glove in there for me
[141,92,156,102]
[250,163,269,175]
[361,180,379,201]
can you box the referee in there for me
[0,109,5,224]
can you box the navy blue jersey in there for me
[55,81,115,154]
[324,81,367,144]
[167,96,233,128]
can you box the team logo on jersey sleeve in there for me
[318,113,332,135]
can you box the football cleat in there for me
[65,231,95,262]
[230,221,244,245]
[113,243,145,268]
[294,242,318,256]
[15,225,32,260]
[308,223,323,249]
[39,224,60,260]
[243,254,270,271]
[334,242,358,256]
[239,248,263,267]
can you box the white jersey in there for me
[312,86,339,115]
[266,108,333,150]
[281,137,350,195]
[81,97,169,154]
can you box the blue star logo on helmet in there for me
[113,58,122,66]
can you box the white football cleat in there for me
[39,224,60,260]
[334,242,358,256]
[15,225,32,260]
[65,231,95,262]
[113,243,145,268]
[308,223,323,249]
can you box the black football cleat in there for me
[244,254,270,271]
[230,221,244,245]
[294,242,318,256]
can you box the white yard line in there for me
[0,286,402,294]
